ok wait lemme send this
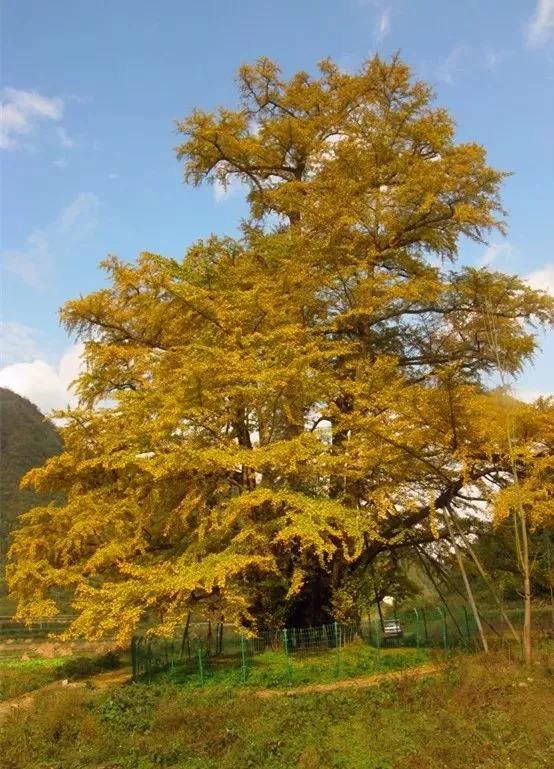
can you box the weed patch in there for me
[0,650,552,769]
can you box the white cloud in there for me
[375,9,390,42]
[526,0,554,48]
[0,87,64,150]
[526,262,554,294]
[53,158,68,168]
[56,125,75,148]
[479,241,512,267]
[59,193,97,230]
[0,322,49,366]
[433,46,508,82]
[248,117,261,136]
[0,343,83,414]
[437,46,467,85]
[2,192,99,287]
[515,388,552,403]
[108,172,119,179]
[483,48,507,70]
[334,52,360,74]
[213,176,247,202]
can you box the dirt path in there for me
[0,667,132,722]
[1,664,441,719]
[255,663,441,699]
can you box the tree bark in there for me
[371,563,385,631]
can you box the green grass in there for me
[162,642,431,690]
[0,651,122,701]
[1,649,553,769]
[0,657,68,701]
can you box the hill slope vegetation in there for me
[0,388,61,595]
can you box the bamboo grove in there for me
[7,57,553,647]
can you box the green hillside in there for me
[0,388,62,598]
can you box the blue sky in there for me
[1,0,553,412]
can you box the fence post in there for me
[283,628,292,684]
[240,634,247,682]
[197,647,205,686]
[413,608,420,649]
[131,637,137,681]
[334,621,341,677]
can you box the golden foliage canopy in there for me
[8,57,553,642]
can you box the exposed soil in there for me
[0,667,132,721]
[0,639,114,659]
[255,663,441,698]
[0,663,441,721]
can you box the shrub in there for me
[59,650,121,680]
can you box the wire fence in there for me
[0,616,75,640]
[130,604,553,684]
[131,621,356,684]
[1,603,550,684]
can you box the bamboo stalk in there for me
[448,505,520,643]
[442,507,489,652]
[415,545,465,640]
[483,299,532,664]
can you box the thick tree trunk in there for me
[371,563,385,631]
[286,566,333,627]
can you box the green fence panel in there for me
[240,634,247,682]
[129,605,544,683]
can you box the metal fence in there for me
[1,603,550,684]
[362,604,552,650]
[361,606,478,651]
[130,604,552,684]
[0,615,74,640]
[131,621,357,684]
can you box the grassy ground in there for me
[1,649,552,769]
[0,657,69,701]
[0,642,424,702]
[0,652,122,701]
[162,643,431,689]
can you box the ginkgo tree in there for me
[7,57,553,644]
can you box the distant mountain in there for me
[0,388,62,595]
